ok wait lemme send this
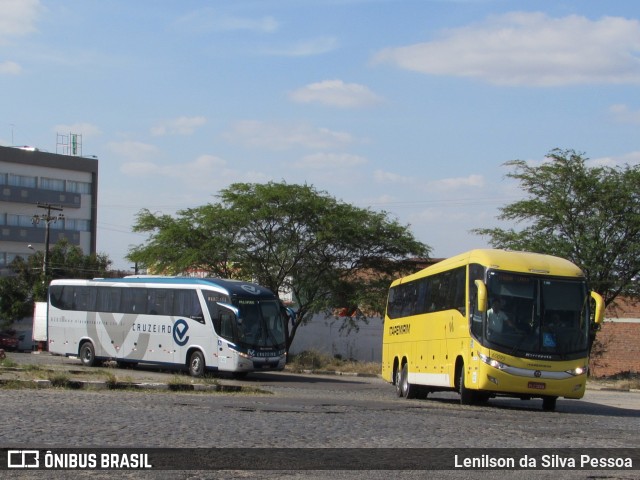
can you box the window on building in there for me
[40,177,66,192]
[7,214,35,227]
[65,219,90,231]
[8,174,36,188]
[66,181,91,194]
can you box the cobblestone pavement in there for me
[1,352,639,480]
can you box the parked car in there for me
[18,329,36,351]
[0,331,19,351]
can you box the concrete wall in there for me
[288,314,383,363]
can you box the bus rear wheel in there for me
[79,342,96,367]
[394,365,403,397]
[399,363,418,399]
[188,350,205,377]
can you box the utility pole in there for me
[32,203,64,279]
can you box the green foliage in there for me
[128,181,430,347]
[473,148,640,306]
[0,238,112,326]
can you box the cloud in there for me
[223,120,354,150]
[373,12,640,86]
[265,36,338,57]
[428,174,485,190]
[0,0,42,41]
[609,104,640,124]
[0,60,21,74]
[290,80,382,108]
[592,151,640,167]
[373,169,415,184]
[54,123,102,137]
[118,153,270,189]
[176,8,279,34]
[151,116,207,136]
[108,140,160,162]
[120,154,226,177]
[294,152,367,169]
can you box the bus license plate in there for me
[528,381,546,390]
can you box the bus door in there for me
[169,289,208,365]
[215,303,241,370]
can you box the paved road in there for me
[1,353,639,480]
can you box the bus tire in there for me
[394,365,403,397]
[188,350,205,377]
[79,342,96,367]
[542,396,557,411]
[400,363,418,399]
[459,365,475,405]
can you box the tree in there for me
[473,148,640,307]
[0,239,112,328]
[128,181,430,348]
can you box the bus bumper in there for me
[474,364,587,399]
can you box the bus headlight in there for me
[479,353,507,370]
[565,366,587,376]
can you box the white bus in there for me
[47,277,288,376]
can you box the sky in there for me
[1,0,639,270]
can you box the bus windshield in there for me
[234,299,286,348]
[484,271,590,357]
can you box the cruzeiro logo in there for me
[173,319,190,346]
[241,285,260,295]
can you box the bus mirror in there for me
[475,280,488,313]
[590,291,605,324]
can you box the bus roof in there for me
[50,277,277,298]
[393,249,584,286]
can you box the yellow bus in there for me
[382,249,605,411]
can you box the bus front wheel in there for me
[188,351,205,377]
[79,342,96,367]
[459,365,475,405]
[542,396,557,411]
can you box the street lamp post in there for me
[32,203,64,279]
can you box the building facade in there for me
[0,145,98,275]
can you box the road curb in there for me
[298,369,381,378]
[0,378,245,392]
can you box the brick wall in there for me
[589,320,640,378]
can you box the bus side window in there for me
[61,286,75,310]
[121,288,147,314]
[147,288,173,315]
[174,290,204,323]
[219,312,234,340]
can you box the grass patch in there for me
[0,379,38,389]
[287,350,381,376]
[0,358,18,368]
[591,371,640,390]
[167,373,221,390]
[48,372,71,388]
[21,364,49,375]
